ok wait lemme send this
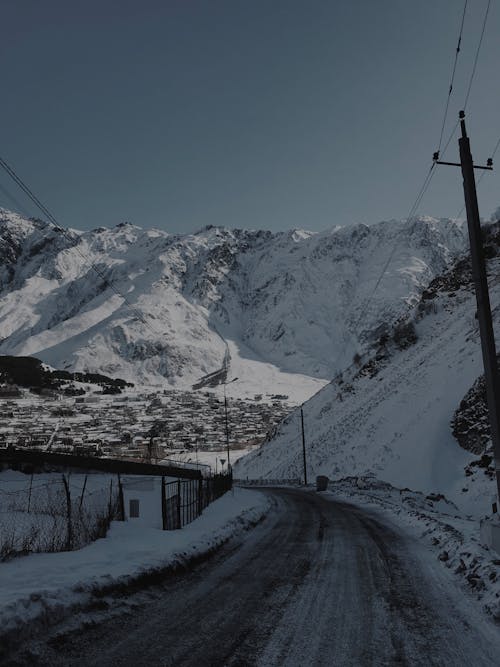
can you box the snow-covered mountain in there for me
[235,224,500,513]
[0,208,466,401]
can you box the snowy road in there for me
[11,488,500,666]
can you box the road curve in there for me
[10,488,500,666]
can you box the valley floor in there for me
[4,487,500,666]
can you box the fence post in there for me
[161,476,167,530]
[190,480,194,523]
[27,472,33,513]
[118,473,125,521]
[198,478,203,517]
[176,479,181,529]
[107,478,114,523]
[79,474,88,510]
[62,474,72,551]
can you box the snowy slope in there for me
[0,209,466,400]
[235,239,500,515]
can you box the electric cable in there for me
[463,0,492,111]
[336,0,476,374]
[440,119,460,160]
[326,161,437,380]
[455,132,500,220]
[368,165,437,300]
[437,0,491,161]
[0,156,164,340]
[437,0,468,154]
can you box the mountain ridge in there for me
[0,208,467,401]
[235,225,500,512]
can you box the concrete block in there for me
[480,518,500,556]
[316,475,329,492]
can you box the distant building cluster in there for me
[0,386,291,462]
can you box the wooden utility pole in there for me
[437,110,500,505]
[222,378,238,471]
[224,389,230,470]
[301,407,308,486]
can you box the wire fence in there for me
[0,474,121,561]
[0,470,233,560]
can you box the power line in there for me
[455,132,500,220]
[372,166,437,303]
[433,0,496,218]
[440,119,460,160]
[314,3,475,396]
[0,157,64,232]
[491,135,500,162]
[298,158,438,411]
[0,155,163,340]
[348,0,476,349]
[463,0,492,110]
[437,0,468,153]
[436,0,491,161]
[348,163,437,340]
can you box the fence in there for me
[0,470,233,559]
[234,478,301,487]
[162,473,233,530]
[0,473,122,561]
[0,470,232,560]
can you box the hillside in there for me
[0,209,466,401]
[235,223,500,515]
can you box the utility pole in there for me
[224,385,230,471]
[222,378,238,472]
[301,407,308,486]
[436,111,500,506]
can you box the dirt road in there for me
[9,488,500,666]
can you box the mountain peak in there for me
[0,209,468,399]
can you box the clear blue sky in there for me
[0,0,499,233]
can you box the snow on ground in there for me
[0,486,270,636]
[0,470,132,558]
[322,476,500,621]
[235,253,500,517]
[170,446,259,473]
[210,339,328,403]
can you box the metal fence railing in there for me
[234,478,301,487]
[162,473,233,530]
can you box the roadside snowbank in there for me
[326,477,500,621]
[0,488,270,639]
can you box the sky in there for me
[0,0,499,234]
